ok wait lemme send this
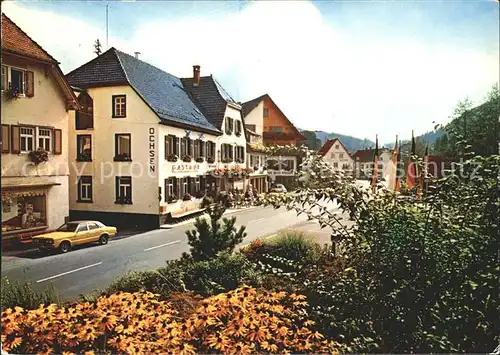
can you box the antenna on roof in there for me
[106,4,109,49]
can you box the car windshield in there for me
[57,222,80,232]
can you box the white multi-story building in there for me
[318,138,354,174]
[66,48,222,229]
[181,66,247,192]
[1,14,79,243]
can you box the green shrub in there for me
[200,196,214,209]
[186,204,246,261]
[267,229,322,263]
[107,253,262,298]
[1,277,61,310]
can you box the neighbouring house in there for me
[0,14,80,244]
[242,94,305,190]
[351,147,392,180]
[244,119,268,194]
[318,138,354,175]
[65,49,221,229]
[182,66,247,192]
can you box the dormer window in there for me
[2,65,34,97]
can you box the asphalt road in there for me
[1,204,337,301]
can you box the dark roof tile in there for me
[66,48,220,134]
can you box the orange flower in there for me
[260,340,279,353]
[178,342,196,355]
[1,333,23,351]
[230,342,254,355]
[206,334,230,352]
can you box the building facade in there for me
[182,67,247,192]
[242,94,305,190]
[1,14,79,242]
[318,138,354,174]
[66,48,221,229]
[352,148,392,180]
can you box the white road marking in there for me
[36,262,103,283]
[247,217,267,224]
[143,240,181,252]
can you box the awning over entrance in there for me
[1,180,60,200]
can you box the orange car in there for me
[32,220,117,253]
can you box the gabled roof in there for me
[66,48,220,134]
[1,13,58,64]
[181,75,239,130]
[241,94,305,141]
[241,94,266,117]
[2,14,79,110]
[318,138,351,156]
[352,148,390,162]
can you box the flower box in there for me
[115,197,132,204]
[207,157,215,164]
[28,148,48,165]
[114,154,132,162]
[182,155,192,163]
[167,154,178,162]
[195,157,205,163]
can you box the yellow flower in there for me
[206,334,230,352]
[1,333,23,351]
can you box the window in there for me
[235,146,245,162]
[112,95,126,118]
[115,176,132,204]
[165,177,178,202]
[77,224,89,233]
[20,127,34,153]
[182,178,188,195]
[37,128,52,151]
[263,108,269,117]
[198,140,205,158]
[330,153,335,159]
[77,135,92,161]
[114,134,131,161]
[335,144,340,149]
[76,92,94,129]
[11,68,25,94]
[195,177,200,193]
[1,195,47,231]
[225,117,233,135]
[1,65,6,91]
[165,135,179,158]
[339,153,344,159]
[270,126,283,133]
[235,120,242,136]
[222,144,233,162]
[246,124,256,132]
[77,176,93,202]
[88,222,100,230]
[206,141,215,159]
[333,162,338,168]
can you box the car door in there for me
[86,222,102,243]
[74,223,90,245]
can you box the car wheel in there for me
[99,234,109,245]
[59,241,71,253]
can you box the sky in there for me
[3,0,499,142]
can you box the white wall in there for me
[68,85,160,215]
[322,141,354,171]
[243,101,264,136]
[157,124,218,213]
[1,55,70,229]
[217,105,247,170]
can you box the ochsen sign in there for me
[149,127,155,173]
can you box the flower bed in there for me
[1,287,342,354]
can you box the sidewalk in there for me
[160,205,261,229]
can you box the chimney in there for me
[193,65,200,86]
[134,52,141,59]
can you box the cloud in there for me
[4,1,498,141]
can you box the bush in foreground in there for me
[1,286,343,354]
[1,277,61,311]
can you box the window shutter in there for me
[181,138,186,156]
[123,96,127,117]
[11,125,20,154]
[26,71,35,97]
[164,136,169,159]
[1,124,10,153]
[54,128,62,155]
[200,141,205,157]
[193,140,199,159]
